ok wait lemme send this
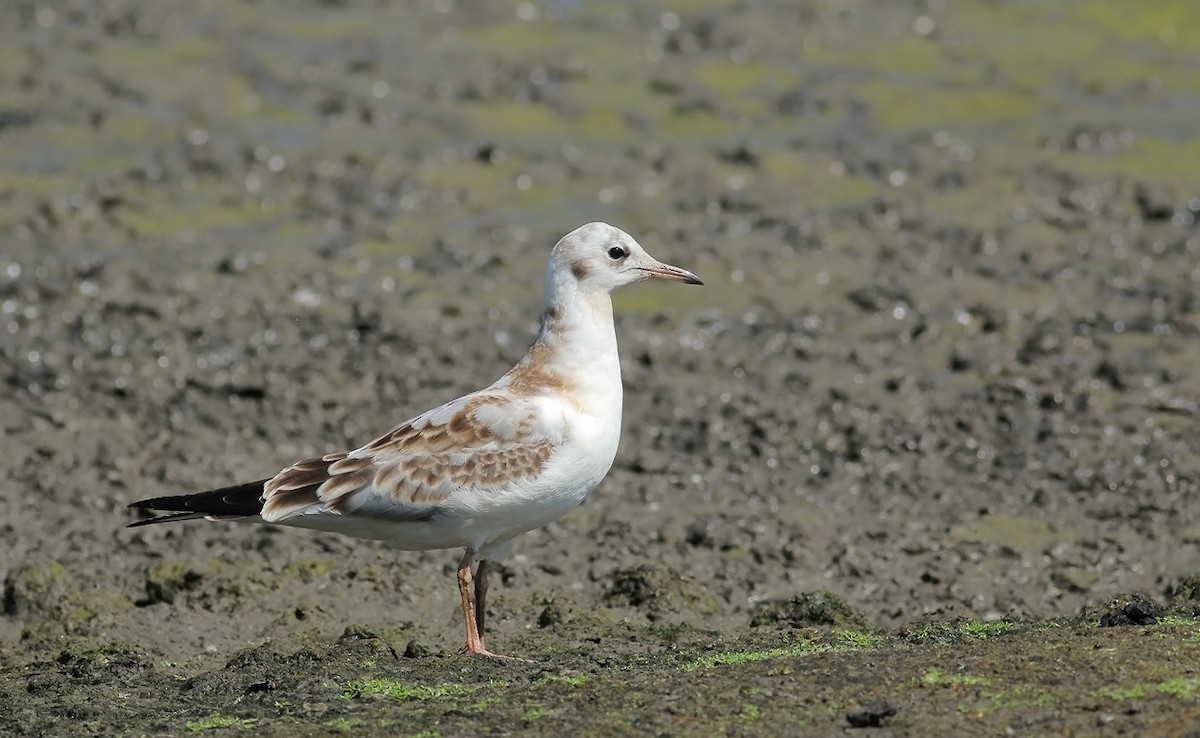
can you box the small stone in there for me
[1099,597,1163,627]
[750,591,868,629]
[846,700,899,728]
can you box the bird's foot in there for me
[461,643,537,663]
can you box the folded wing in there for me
[260,392,565,524]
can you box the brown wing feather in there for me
[259,393,562,523]
[261,451,373,519]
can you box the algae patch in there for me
[920,668,992,688]
[185,714,257,732]
[680,628,884,673]
[1095,678,1200,702]
[340,678,498,701]
[901,619,1018,645]
[532,673,588,687]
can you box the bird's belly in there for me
[280,513,467,551]
[277,459,610,554]
[451,448,616,550]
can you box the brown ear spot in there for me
[571,261,589,280]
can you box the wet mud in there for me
[2,1,1200,735]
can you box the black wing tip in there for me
[126,511,206,528]
[127,495,178,511]
[126,479,271,525]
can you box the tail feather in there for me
[127,479,269,528]
[127,511,208,528]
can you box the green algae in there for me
[185,714,257,732]
[340,678,500,701]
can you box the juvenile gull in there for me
[128,222,702,659]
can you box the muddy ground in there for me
[2,1,1200,735]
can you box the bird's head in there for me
[548,222,702,296]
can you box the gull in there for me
[127,222,702,659]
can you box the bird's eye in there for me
[607,246,627,260]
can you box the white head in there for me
[546,222,702,299]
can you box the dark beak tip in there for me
[645,263,703,285]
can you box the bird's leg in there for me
[474,559,489,650]
[455,550,533,662]
[456,550,486,655]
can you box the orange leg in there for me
[455,550,532,662]
[474,559,489,649]
[456,550,486,655]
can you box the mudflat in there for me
[2,2,1198,735]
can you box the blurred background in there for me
[1,0,1199,667]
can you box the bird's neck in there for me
[498,283,622,411]
[535,290,619,378]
